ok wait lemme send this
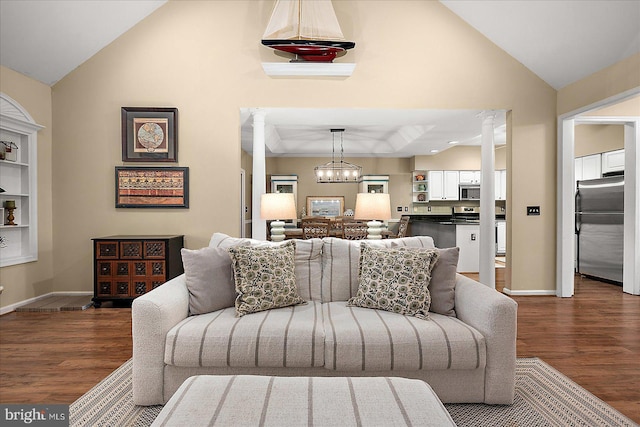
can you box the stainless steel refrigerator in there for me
[575,175,624,283]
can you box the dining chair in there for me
[330,216,345,238]
[388,215,410,238]
[302,221,331,239]
[342,222,369,240]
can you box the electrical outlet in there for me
[397,206,403,212]
[527,206,540,216]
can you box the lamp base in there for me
[366,220,383,240]
[270,220,286,242]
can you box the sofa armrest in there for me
[454,273,517,404]
[132,274,189,405]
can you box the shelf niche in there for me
[0,92,44,267]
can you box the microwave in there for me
[459,185,480,200]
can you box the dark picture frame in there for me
[121,107,178,162]
[115,167,189,208]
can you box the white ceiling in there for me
[240,108,506,158]
[0,0,167,86]
[440,0,640,90]
[1,1,638,157]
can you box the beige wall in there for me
[575,125,624,157]
[557,53,640,115]
[267,157,412,219]
[413,145,507,170]
[585,95,640,117]
[41,0,558,296]
[0,66,54,309]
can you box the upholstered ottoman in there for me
[151,375,456,426]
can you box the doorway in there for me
[557,89,640,297]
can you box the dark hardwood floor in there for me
[0,275,638,422]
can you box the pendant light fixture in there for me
[314,129,362,183]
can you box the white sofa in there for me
[132,234,517,406]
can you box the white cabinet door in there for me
[575,157,583,183]
[456,224,480,272]
[495,170,507,200]
[443,171,460,200]
[601,149,624,174]
[581,154,601,180]
[427,171,444,200]
[428,171,459,200]
[496,220,506,255]
[459,171,481,184]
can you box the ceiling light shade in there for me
[354,193,391,240]
[261,193,297,242]
[314,129,362,183]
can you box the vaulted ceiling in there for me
[1,1,638,157]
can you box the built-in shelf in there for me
[412,171,428,207]
[0,159,29,167]
[262,62,356,77]
[0,92,44,267]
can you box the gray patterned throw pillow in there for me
[347,243,439,320]
[228,240,306,317]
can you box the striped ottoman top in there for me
[152,375,455,426]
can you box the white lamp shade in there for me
[261,193,297,220]
[354,193,391,220]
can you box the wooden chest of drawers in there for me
[92,235,184,307]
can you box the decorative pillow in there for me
[181,246,238,315]
[228,240,306,317]
[321,236,436,303]
[428,247,460,317]
[210,233,323,301]
[347,244,439,320]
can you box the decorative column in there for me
[479,112,496,288]
[252,109,267,240]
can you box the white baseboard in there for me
[502,287,557,296]
[0,291,93,316]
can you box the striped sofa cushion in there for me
[323,302,485,371]
[165,301,324,368]
[153,375,456,426]
[320,236,436,302]
[208,233,323,301]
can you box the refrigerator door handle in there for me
[575,190,581,234]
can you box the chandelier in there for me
[314,129,362,183]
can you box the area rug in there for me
[15,295,93,312]
[69,358,638,427]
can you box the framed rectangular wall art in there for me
[115,167,189,208]
[121,107,178,162]
[306,196,344,217]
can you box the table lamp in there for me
[261,193,297,242]
[354,193,391,239]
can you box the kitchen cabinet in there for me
[428,170,459,201]
[360,175,389,194]
[0,93,43,267]
[456,224,480,272]
[601,149,624,175]
[496,220,506,255]
[410,221,456,248]
[575,154,601,183]
[459,170,481,184]
[495,170,507,200]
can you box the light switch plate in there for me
[527,206,541,216]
